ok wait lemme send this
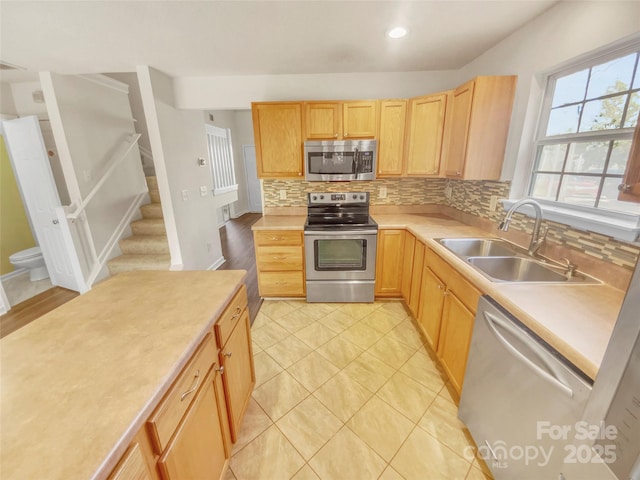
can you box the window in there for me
[530,47,640,217]
[206,124,237,195]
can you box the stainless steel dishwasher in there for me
[458,296,593,480]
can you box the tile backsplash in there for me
[263,178,447,207]
[263,178,640,271]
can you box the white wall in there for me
[204,110,254,218]
[106,73,152,155]
[138,66,224,270]
[9,81,48,118]
[0,83,17,115]
[40,73,147,260]
[458,1,640,194]
[173,70,458,109]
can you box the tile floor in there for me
[2,271,52,306]
[227,300,493,480]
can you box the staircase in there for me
[107,176,171,275]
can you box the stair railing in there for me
[64,133,143,285]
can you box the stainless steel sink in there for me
[467,256,568,283]
[438,238,518,257]
[436,237,600,284]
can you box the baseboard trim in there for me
[1,268,28,281]
[208,256,226,270]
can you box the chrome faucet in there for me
[499,199,548,256]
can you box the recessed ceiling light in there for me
[387,27,408,39]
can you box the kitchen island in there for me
[0,270,250,480]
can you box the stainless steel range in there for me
[304,192,378,303]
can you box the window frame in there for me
[514,39,640,242]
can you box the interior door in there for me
[2,116,80,291]
[243,145,262,212]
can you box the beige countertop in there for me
[251,212,624,379]
[0,270,247,480]
[251,215,306,230]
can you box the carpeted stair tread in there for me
[131,218,166,236]
[119,234,169,254]
[141,203,163,219]
[107,254,170,275]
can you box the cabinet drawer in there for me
[256,246,303,271]
[254,230,302,246]
[258,271,305,296]
[147,334,216,454]
[215,285,248,348]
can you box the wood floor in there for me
[217,213,262,323]
[0,287,79,339]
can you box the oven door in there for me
[304,231,377,281]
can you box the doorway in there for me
[243,145,262,213]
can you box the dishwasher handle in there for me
[483,310,574,398]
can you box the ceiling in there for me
[0,0,558,82]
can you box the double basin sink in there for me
[437,238,599,284]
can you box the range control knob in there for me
[359,195,365,200]
[312,195,317,201]
[319,195,324,200]
[353,194,358,199]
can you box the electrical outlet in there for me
[181,189,189,201]
[490,195,499,212]
[279,190,287,200]
[444,185,452,200]
[379,186,387,199]
[200,186,208,196]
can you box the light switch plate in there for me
[280,190,287,200]
[200,186,208,196]
[379,186,387,199]
[444,185,453,200]
[181,189,189,201]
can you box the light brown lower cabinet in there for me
[109,284,253,480]
[254,230,305,297]
[158,368,228,480]
[375,229,406,296]
[219,309,255,442]
[416,248,481,396]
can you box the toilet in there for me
[9,247,50,281]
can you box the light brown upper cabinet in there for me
[304,101,378,139]
[251,102,304,178]
[444,76,517,180]
[404,92,450,176]
[377,100,407,177]
[618,121,640,203]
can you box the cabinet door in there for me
[437,291,475,395]
[221,311,255,442]
[405,93,448,176]
[444,80,474,178]
[375,230,405,296]
[408,241,425,317]
[343,101,378,138]
[400,232,416,301]
[305,102,341,139]
[109,443,154,480]
[377,100,407,177]
[417,266,445,350]
[158,371,227,480]
[252,103,303,178]
[618,121,640,202]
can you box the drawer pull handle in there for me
[216,365,225,375]
[180,368,201,401]
[270,236,283,241]
[272,256,284,260]
[231,306,242,319]
[224,351,233,358]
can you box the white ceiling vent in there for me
[0,61,25,71]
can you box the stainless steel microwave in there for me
[304,140,377,181]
